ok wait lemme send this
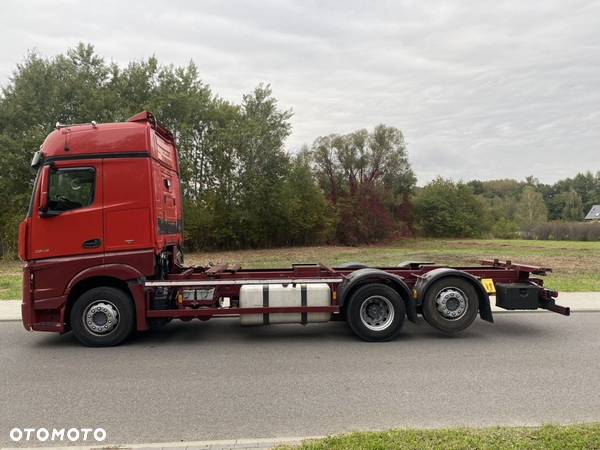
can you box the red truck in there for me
[18,112,570,346]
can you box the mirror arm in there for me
[39,209,61,218]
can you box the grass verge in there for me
[0,275,20,300]
[0,258,21,300]
[276,424,600,450]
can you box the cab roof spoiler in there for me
[127,111,174,143]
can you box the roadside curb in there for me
[0,435,322,450]
[0,300,20,321]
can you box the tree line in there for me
[0,44,598,256]
[414,175,600,240]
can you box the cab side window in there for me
[48,167,96,212]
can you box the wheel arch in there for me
[335,262,370,269]
[338,268,416,322]
[414,268,493,323]
[65,264,148,331]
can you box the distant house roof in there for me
[584,205,600,220]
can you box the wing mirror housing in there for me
[38,165,49,215]
[38,165,60,217]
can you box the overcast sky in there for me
[1,0,598,184]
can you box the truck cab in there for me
[19,112,182,337]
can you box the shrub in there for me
[0,210,22,258]
[528,221,600,241]
[414,178,492,238]
[336,185,398,245]
[491,218,519,239]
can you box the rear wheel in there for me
[422,277,479,334]
[346,283,406,341]
[70,287,135,347]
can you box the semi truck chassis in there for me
[110,257,571,345]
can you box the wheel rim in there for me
[83,300,119,336]
[359,295,395,331]
[435,287,468,320]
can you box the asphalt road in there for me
[1,312,600,447]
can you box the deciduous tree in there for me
[516,187,548,231]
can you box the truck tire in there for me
[70,287,135,347]
[346,283,406,341]
[422,277,479,334]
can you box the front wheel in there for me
[422,277,479,334]
[346,283,406,341]
[70,287,135,346]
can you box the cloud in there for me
[1,0,598,184]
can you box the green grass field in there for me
[184,238,600,293]
[275,424,600,450]
[2,238,599,299]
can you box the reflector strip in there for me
[481,278,496,294]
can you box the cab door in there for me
[29,160,104,259]
[103,157,153,252]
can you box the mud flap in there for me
[479,295,494,323]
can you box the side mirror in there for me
[31,150,43,168]
[38,165,50,216]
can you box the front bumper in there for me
[22,265,67,332]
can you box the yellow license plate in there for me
[481,278,496,294]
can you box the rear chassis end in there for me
[482,259,570,316]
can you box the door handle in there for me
[82,238,102,249]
